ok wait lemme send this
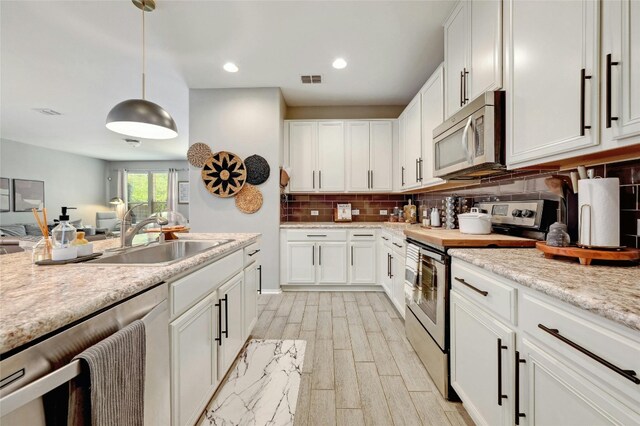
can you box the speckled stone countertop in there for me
[449,248,640,331]
[280,222,420,237]
[0,233,259,354]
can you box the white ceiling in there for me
[0,0,455,161]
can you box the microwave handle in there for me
[461,116,474,164]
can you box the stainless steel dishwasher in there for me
[0,283,170,425]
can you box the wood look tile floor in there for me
[254,292,475,426]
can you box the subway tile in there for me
[606,159,639,185]
[620,185,639,211]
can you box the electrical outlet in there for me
[380,209,388,215]
[352,209,360,216]
[310,210,319,216]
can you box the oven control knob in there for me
[521,209,535,218]
[511,209,522,217]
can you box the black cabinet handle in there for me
[538,324,639,384]
[257,265,262,294]
[387,253,391,278]
[312,170,315,189]
[381,236,389,241]
[497,338,508,406]
[354,234,374,237]
[370,170,374,189]
[351,246,354,266]
[418,158,423,181]
[389,254,393,278]
[215,299,223,346]
[319,170,322,189]
[248,249,260,257]
[515,350,526,424]
[222,295,229,339]
[580,68,592,136]
[307,234,327,237]
[606,54,619,128]
[415,158,419,182]
[367,170,370,189]
[392,243,403,248]
[319,245,322,266]
[312,245,315,266]
[460,70,464,107]
[454,277,489,296]
[401,167,405,186]
[463,68,469,104]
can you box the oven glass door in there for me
[408,252,446,350]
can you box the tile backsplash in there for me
[281,159,639,247]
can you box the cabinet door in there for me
[420,64,445,188]
[289,122,317,192]
[170,292,218,426]
[468,0,502,100]
[506,0,599,167]
[403,96,422,190]
[286,242,316,284]
[519,338,640,426]
[350,242,376,284]
[398,113,407,189]
[244,262,259,339]
[391,254,405,318]
[444,1,469,119]
[317,121,345,192]
[369,121,393,191]
[317,242,348,284]
[346,121,371,192]
[602,0,640,146]
[450,290,514,426]
[218,272,245,375]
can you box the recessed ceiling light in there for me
[332,58,347,69]
[223,62,239,73]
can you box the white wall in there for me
[189,88,284,292]
[106,160,190,220]
[0,139,108,226]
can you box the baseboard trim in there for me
[280,284,384,292]
[260,289,283,295]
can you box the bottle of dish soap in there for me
[52,207,77,248]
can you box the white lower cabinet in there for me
[217,272,245,375]
[286,242,316,284]
[450,290,514,426]
[243,262,259,339]
[451,258,640,426]
[317,242,348,284]
[350,241,376,284]
[391,252,405,318]
[170,292,219,426]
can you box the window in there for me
[127,172,168,221]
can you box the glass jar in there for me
[32,237,53,263]
[546,222,570,247]
[52,221,77,248]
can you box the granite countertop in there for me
[0,233,260,355]
[448,248,640,331]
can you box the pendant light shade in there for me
[106,99,177,139]
[106,0,177,140]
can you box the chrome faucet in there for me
[120,204,169,248]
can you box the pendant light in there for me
[106,0,177,140]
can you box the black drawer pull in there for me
[215,300,223,346]
[354,234,374,237]
[538,324,639,384]
[248,249,260,256]
[497,338,508,406]
[515,351,526,424]
[454,277,489,296]
[307,234,327,237]
[392,243,403,248]
[381,237,389,241]
[257,265,262,294]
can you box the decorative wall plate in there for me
[202,151,247,198]
[235,184,263,214]
[244,154,270,185]
[187,142,213,168]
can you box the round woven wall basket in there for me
[244,154,270,185]
[187,142,213,168]
[201,151,247,198]
[235,184,263,214]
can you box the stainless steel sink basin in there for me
[89,239,234,266]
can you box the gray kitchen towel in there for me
[68,320,145,426]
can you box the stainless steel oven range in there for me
[404,199,557,401]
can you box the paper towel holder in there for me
[577,204,625,250]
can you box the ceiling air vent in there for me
[300,75,322,84]
[33,108,62,116]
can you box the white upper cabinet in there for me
[398,112,407,189]
[403,95,423,190]
[601,0,640,148]
[505,0,600,167]
[444,0,502,119]
[346,121,372,192]
[288,122,317,192]
[317,121,345,191]
[444,2,469,119]
[420,63,445,188]
[369,121,393,191]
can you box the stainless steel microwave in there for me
[433,91,506,180]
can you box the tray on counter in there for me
[36,252,103,265]
[536,242,640,266]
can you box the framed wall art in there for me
[178,181,189,204]
[0,178,9,212]
[13,179,45,212]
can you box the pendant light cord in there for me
[141,1,146,100]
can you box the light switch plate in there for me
[352,209,360,216]
[380,209,388,215]
[310,210,319,216]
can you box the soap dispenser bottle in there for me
[52,207,77,248]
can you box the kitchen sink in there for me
[88,239,234,266]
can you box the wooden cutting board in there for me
[404,227,537,248]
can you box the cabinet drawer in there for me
[451,259,516,324]
[244,241,261,266]
[391,235,406,255]
[170,250,243,318]
[380,231,392,247]
[349,230,377,240]
[520,292,640,399]
[287,229,347,241]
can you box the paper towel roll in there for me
[578,178,620,247]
